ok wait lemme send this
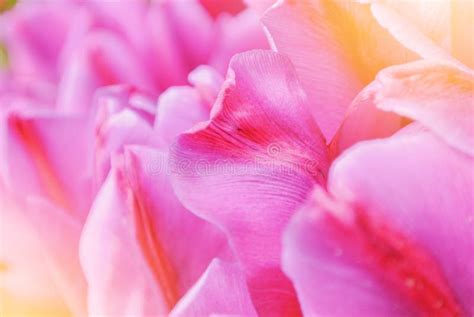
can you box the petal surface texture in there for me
[80,147,229,315]
[374,60,474,156]
[284,130,474,316]
[331,60,474,157]
[170,50,329,316]
[262,0,418,140]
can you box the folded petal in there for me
[369,0,474,68]
[284,130,474,315]
[170,259,257,317]
[381,0,451,48]
[170,50,328,316]
[369,2,456,63]
[262,0,418,140]
[374,60,474,156]
[79,162,166,316]
[125,147,230,291]
[328,82,405,158]
[94,85,159,185]
[187,65,224,106]
[330,60,474,158]
[154,86,208,146]
[80,146,229,315]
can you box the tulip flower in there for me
[0,1,267,315]
[170,47,473,315]
[1,0,472,316]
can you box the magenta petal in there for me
[80,146,229,315]
[284,130,474,315]
[199,0,245,17]
[3,4,75,81]
[1,112,94,217]
[170,50,328,315]
[170,259,257,317]
[124,147,230,292]
[283,188,420,316]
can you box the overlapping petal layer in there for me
[284,129,474,315]
[81,146,230,315]
[170,50,329,315]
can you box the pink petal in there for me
[24,197,87,316]
[0,191,65,310]
[243,0,276,14]
[170,259,257,317]
[79,163,166,316]
[330,60,474,158]
[146,0,214,90]
[94,86,159,185]
[2,3,76,81]
[284,130,474,315]
[209,9,269,74]
[170,50,329,316]
[0,111,94,218]
[80,146,230,315]
[154,86,208,146]
[83,0,150,57]
[262,0,419,140]
[124,147,231,291]
[283,188,420,316]
[146,6,188,90]
[374,60,474,156]
[187,65,224,106]
[329,82,406,158]
[161,0,214,68]
[0,76,56,110]
[57,31,154,113]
